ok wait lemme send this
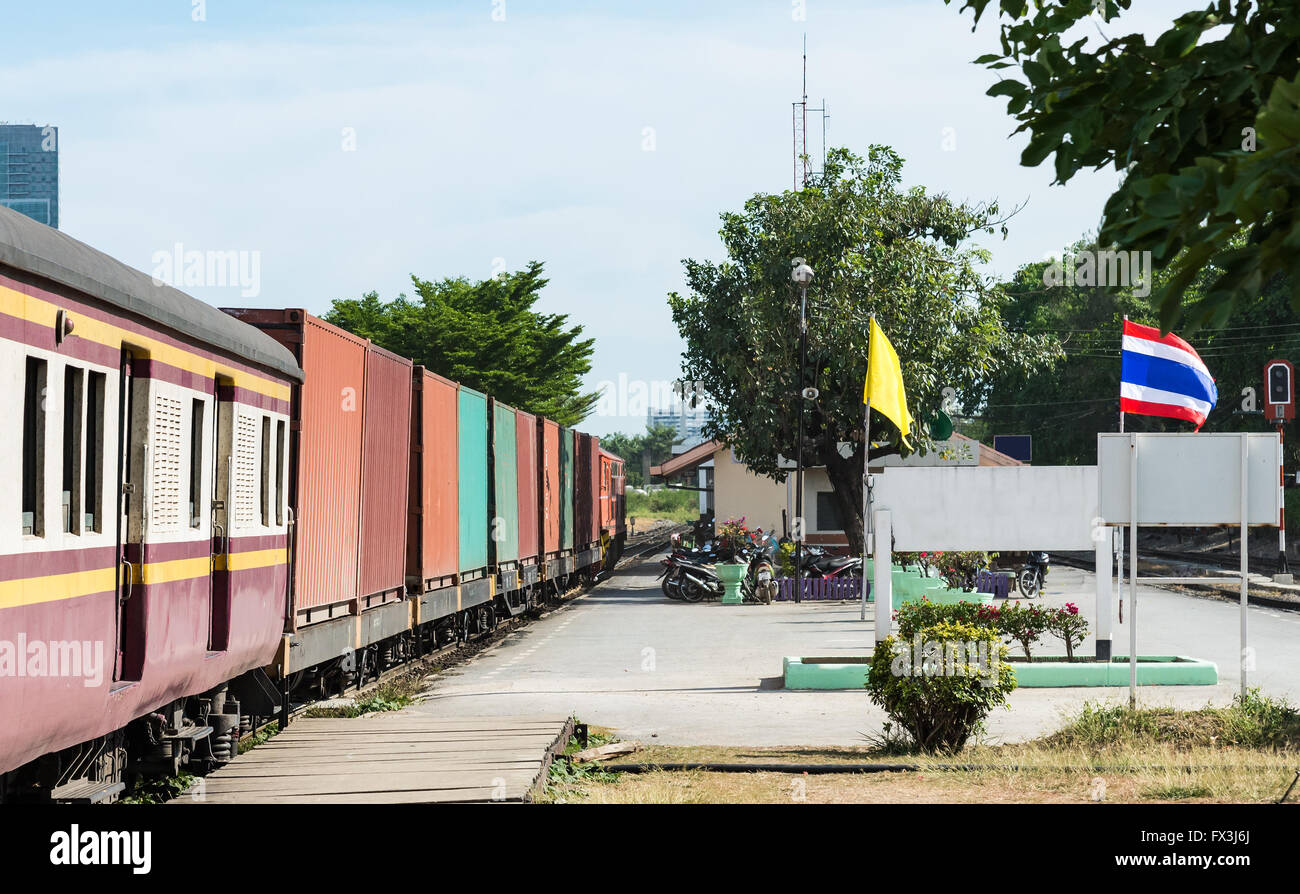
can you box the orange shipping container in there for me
[358,344,412,603]
[408,368,459,589]
[515,410,540,564]
[541,418,561,557]
[221,309,366,625]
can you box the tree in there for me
[599,423,682,487]
[325,261,598,426]
[668,146,1055,549]
[947,0,1300,330]
[979,231,1300,465]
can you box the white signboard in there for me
[1097,432,1280,526]
[871,465,1098,551]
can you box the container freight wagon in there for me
[515,409,540,573]
[219,309,411,674]
[456,385,493,610]
[495,404,540,610]
[560,427,575,554]
[574,432,603,569]
[599,447,627,568]
[408,367,460,623]
[540,418,561,565]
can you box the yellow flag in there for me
[865,317,913,447]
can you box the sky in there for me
[0,0,1191,436]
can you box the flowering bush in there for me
[938,551,992,591]
[997,601,1051,660]
[1044,602,1089,660]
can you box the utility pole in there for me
[792,259,815,603]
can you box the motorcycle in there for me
[1016,551,1050,598]
[670,535,778,604]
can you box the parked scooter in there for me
[1017,551,1050,598]
[666,534,778,604]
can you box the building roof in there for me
[649,432,1022,478]
[0,203,302,381]
[649,439,723,477]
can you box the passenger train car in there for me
[0,204,625,802]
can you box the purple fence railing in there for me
[774,577,868,601]
[976,570,1013,599]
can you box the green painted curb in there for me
[1009,656,1219,687]
[781,655,1218,690]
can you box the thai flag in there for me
[1120,320,1217,429]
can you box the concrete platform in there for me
[185,715,572,804]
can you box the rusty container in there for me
[560,427,575,551]
[221,309,365,623]
[408,368,459,590]
[358,344,412,604]
[575,433,595,549]
[490,399,519,566]
[457,386,490,574]
[540,418,560,557]
[514,410,540,564]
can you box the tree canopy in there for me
[325,261,598,426]
[668,146,1055,547]
[947,0,1300,330]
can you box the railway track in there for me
[238,523,690,748]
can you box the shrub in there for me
[893,599,999,639]
[1044,602,1089,660]
[937,551,993,591]
[869,620,1016,753]
[998,601,1050,660]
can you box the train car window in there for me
[84,371,105,532]
[188,399,204,528]
[275,418,285,526]
[62,366,84,533]
[260,415,271,527]
[22,357,47,537]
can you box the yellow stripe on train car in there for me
[0,285,292,401]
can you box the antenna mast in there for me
[792,35,829,190]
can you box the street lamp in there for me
[792,259,814,604]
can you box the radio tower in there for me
[792,35,808,190]
[792,35,829,191]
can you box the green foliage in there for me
[978,232,1298,465]
[324,262,597,426]
[994,601,1051,661]
[669,146,1055,547]
[303,685,413,718]
[936,551,993,591]
[868,620,1016,754]
[1043,602,1089,661]
[600,423,681,487]
[119,772,197,805]
[237,721,279,755]
[776,539,797,577]
[893,599,1000,640]
[625,487,699,523]
[948,0,1300,329]
[1047,690,1300,749]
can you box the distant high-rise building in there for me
[0,124,59,229]
[648,403,711,445]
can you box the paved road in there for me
[412,556,1300,746]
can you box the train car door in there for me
[209,377,234,651]
[113,349,144,683]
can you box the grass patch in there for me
[626,488,699,524]
[1042,689,1300,750]
[303,683,415,718]
[238,721,279,755]
[119,772,197,805]
[539,723,624,802]
[539,693,1300,804]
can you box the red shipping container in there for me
[222,309,365,624]
[574,433,596,549]
[409,368,459,588]
[515,410,540,564]
[359,344,412,603]
[589,434,602,547]
[541,418,561,557]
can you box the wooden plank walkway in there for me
[185,715,573,804]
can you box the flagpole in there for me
[1118,315,1126,625]
[862,314,873,621]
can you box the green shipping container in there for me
[458,387,490,573]
[560,428,575,550]
[491,401,520,565]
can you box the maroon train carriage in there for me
[0,204,302,802]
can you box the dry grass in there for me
[542,742,1299,804]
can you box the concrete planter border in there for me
[782,654,1218,690]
